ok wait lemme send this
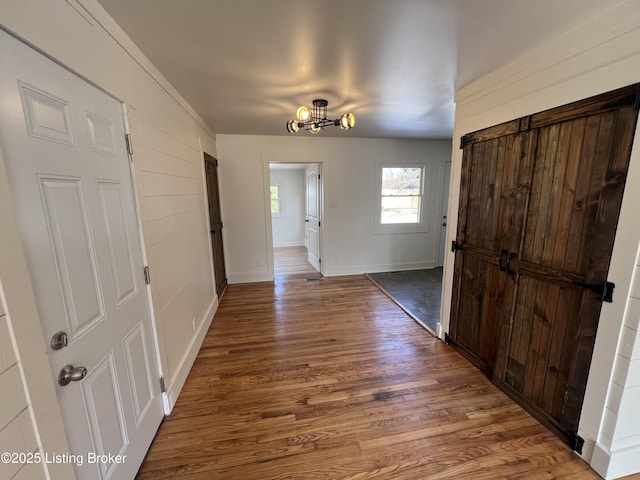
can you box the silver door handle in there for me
[58,365,88,386]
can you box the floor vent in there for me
[304,278,322,282]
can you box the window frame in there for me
[270,182,283,217]
[373,161,430,235]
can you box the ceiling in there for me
[96,0,620,140]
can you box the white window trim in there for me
[373,161,430,234]
[270,182,283,217]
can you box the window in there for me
[381,167,422,224]
[270,184,282,216]
[373,161,430,234]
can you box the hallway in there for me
[274,246,320,278]
[135,274,607,480]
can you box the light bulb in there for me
[340,113,355,130]
[286,120,300,133]
[296,106,311,122]
[309,123,320,134]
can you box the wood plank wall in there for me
[0,297,46,480]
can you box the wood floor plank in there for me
[136,274,612,480]
[274,246,319,276]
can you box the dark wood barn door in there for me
[450,128,535,375]
[449,84,639,448]
[204,153,227,297]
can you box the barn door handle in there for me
[498,250,508,271]
[506,253,518,275]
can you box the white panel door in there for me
[306,168,321,272]
[0,31,163,479]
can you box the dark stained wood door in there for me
[450,84,640,448]
[449,128,535,375]
[204,153,227,297]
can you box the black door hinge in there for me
[451,241,466,252]
[573,280,615,303]
[571,434,584,454]
[144,266,151,285]
[159,376,166,393]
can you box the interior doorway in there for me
[366,158,452,337]
[269,162,322,277]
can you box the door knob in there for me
[51,331,68,350]
[58,365,88,386]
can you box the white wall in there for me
[270,168,306,247]
[0,263,47,480]
[0,0,218,474]
[603,252,640,479]
[217,135,451,283]
[445,1,640,477]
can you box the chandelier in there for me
[286,99,355,134]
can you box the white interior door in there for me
[0,31,163,479]
[306,167,321,272]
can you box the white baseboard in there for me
[273,241,305,247]
[592,441,640,479]
[227,271,273,284]
[436,322,444,339]
[226,263,440,282]
[164,296,218,412]
[326,261,437,277]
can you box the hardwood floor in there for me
[136,274,622,480]
[274,246,319,276]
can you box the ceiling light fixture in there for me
[286,99,355,134]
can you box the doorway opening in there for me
[366,160,452,337]
[269,162,322,278]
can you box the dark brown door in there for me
[450,129,534,375]
[204,153,227,297]
[449,84,639,447]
